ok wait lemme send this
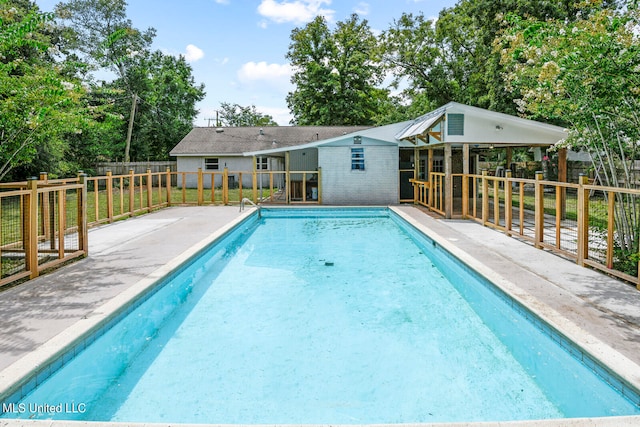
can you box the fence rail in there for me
[413,171,640,288]
[6,165,639,290]
[0,175,87,288]
[0,166,321,289]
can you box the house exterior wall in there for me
[176,156,276,188]
[319,146,398,205]
[290,148,318,181]
[444,110,566,145]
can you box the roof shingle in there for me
[170,126,372,156]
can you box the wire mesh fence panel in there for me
[517,182,536,240]
[63,188,81,252]
[486,179,497,226]
[470,175,483,221]
[587,188,640,278]
[587,188,611,267]
[34,187,81,265]
[1,193,27,279]
[558,187,579,256]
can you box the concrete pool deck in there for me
[0,204,639,426]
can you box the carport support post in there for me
[444,144,453,218]
[427,148,434,208]
[462,144,470,218]
[413,146,420,203]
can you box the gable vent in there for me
[448,114,464,136]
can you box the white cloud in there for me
[214,0,229,4]
[257,0,335,25]
[354,2,369,15]
[238,61,293,84]
[184,44,205,62]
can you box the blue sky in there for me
[35,0,456,125]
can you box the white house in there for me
[169,126,369,188]
[169,102,568,206]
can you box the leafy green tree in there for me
[286,14,387,125]
[380,0,619,115]
[499,0,640,261]
[55,0,155,78]
[123,51,205,160]
[379,13,448,113]
[0,0,90,179]
[54,0,204,162]
[218,102,277,127]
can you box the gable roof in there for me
[170,126,372,156]
[244,120,414,156]
[396,101,567,147]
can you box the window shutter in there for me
[448,114,464,136]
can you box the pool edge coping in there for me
[0,208,258,401]
[390,206,640,403]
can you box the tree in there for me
[122,51,205,160]
[54,0,155,79]
[379,1,619,115]
[286,14,387,125]
[378,13,448,114]
[54,0,205,162]
[0,0,90,180]
[217,102,277,127]
[498,0,640,265]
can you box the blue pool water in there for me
[2,208,639,423]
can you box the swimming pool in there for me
[1,207,639,424]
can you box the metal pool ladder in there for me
[240,198,261,218]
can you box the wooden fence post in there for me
[481,169,489,225]
[223,167,229,205]
[129,169,135,217]
[77,173,88,256]
[106,170,114,222]
[197,167,204,206]
[534,171,545,248]
[252,157,258,203]
[166,167,172,206]
[26,178,39,279]
[146,169,152,210]
[39,172,54,250]
[576,174,589,266]
[317,167,323,205]
[505,169,513,233]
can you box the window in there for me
[351,148,365,170]
[204,158,219,170]
[257,157,268,170]
[448,113,464,136]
